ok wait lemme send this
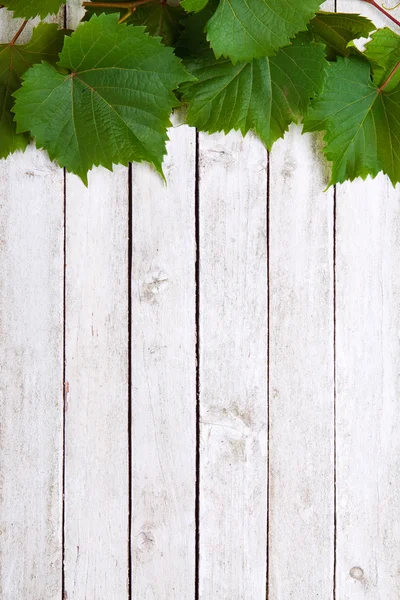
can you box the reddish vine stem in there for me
[360,0,400,27]
[10,19,28,45]
[380,60,400,90]
[82,0,156,9]
[359,0,400,92]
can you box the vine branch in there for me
[82,0,156,9]
[10,19,28,45]
[360,0,400,27]
[379,60,400,90]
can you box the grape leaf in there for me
[205,0,323,63]
[83,0,184,46]
[181,0,209,12]
[308,11,376,60]
[304,56,400,186]
[1,0,65,19]
[0,23,67,159]
[176,0,218,56]
[364,27,400,91]
[181,37,326,150]
[13,13,193,185]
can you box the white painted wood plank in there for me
[198,131,268,600]
[268,125,335,599]
[63,3,130,598]
[131,118,196,600]
[336,5,400,597]
[64,165,129,599]
[0,11,64,600]
[335,177,400,600]
[267,3,335,595]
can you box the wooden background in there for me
[1,1,400,598]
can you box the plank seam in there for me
[333,184,337,600]
[62,163,66,600]
[266,150,270,600]
[333,4,337,598]
[128,163,133,600]
[195,130,200,600]
[62,9,67,600]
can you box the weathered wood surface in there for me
[1,0,400,597]
[336,176,400,600]
[63,2,130,598]
[0,12,64,600]
[335,3,400,598]
[269,125,335,599]
[131,118,197,600]
[198,131,268,600]
[64,166,130,599]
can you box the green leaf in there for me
[13,13,193,185]
[0,23,67,159]
[176,0,218,56]
[205,0,323,63]
[83,0,184,46]
[181,37,326,150]
[304,56,400,186]
[308,11,376,60]
[1,0,65,19]
[364,27,400,91]
[181,0,209,12]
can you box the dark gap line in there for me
[333,185,337,600]
[128,163,133,600]
[266,150,271,600]
[61,165,67,600]
[333,5,337,600]
[194,130,201,600]
[61,8,67,600]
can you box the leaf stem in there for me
[118,9,133,22]
[82,0,156,9]
[360,0,400,27]
[10,19,28,45]
[379,60,400,90]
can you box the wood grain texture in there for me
[335,176,400,600]
[63,3,130,599]
[268,125,335,599]
[268,3,335,596]
[198,131,268,600]
[130,117,197,600]
[0,10,64,600]
[334,2,400,598]
[64,166,129,599]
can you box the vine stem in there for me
[360,0,400,27]
[379,60,400,90]
[82,0,156,9]
[10,19,28,45]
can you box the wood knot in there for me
[350,566,364,581]
[138,531,155,551]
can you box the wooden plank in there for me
[198,131,268,599]
[0,156,64,600]
[63,3,130,598]
[267,3,335,596]
[268,125,335,599]
[0,12,64,600]
[0,10,64,600]
[335,177,400,600]
[336,4,400,598]
[64,165,129,599]
[130,117,196,600]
